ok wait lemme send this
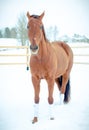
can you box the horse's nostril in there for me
[30,45,38,51]
[35,46,38,49]
[30,45,32,50]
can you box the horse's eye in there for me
[40,25,43,30]
[27,25,30,29]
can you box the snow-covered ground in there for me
[0,39,89,130]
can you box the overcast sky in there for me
[0,0,89,37]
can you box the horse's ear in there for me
[27,12,30,19]
[39,11,45,20]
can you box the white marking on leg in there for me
[49,104,54,120]
[34,103,39,117]
[59,92,64,105]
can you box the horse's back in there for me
[52,41,72,56]
[52,41,73,62]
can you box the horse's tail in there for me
[58,76,71,103]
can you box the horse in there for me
[27,11,73,123]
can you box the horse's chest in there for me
[30,59,49,78]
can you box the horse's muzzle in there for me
[30,45,39,54]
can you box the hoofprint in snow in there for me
[0,39,89,130]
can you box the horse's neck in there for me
[37,39,48,60]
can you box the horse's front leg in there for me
[47,78,55,120]
[32,76,40,124]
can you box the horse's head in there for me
[27,12,45,54]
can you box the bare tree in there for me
[46,26,59,41]
[16,13,28,46]
[53,26,59,40]
[11,28,17,38]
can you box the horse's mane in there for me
[41,25,49,42]
[30,15,39,19]
[30,15,49,42]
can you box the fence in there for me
[0,46,30,70]
[0,45,89,70]
[71,45,89,65]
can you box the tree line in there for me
[0,27,17,39]
[0,13,28,46]
[0,12,89,45]
[0,12,59,46]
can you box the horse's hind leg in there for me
[55,77,64,104]
[61,73,69,93]
[60,72,70,103]
[61,56,73,103]
[56,72,70,104]
[55,77,62,91]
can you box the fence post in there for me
[26,46,29,70]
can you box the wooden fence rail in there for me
[71,45,89,65]
[0,46,30,70]
[0,45,89,70]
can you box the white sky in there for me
[0,0,89,37]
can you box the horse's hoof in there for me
[32,117,38,124]
[50,117,54,120]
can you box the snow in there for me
[0,39,89,130]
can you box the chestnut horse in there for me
[27,12,73,123]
